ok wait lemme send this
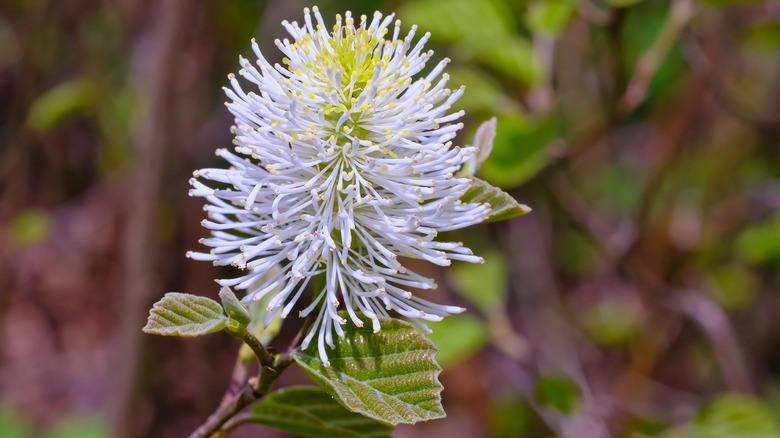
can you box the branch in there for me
[619,0,695,113]
[670,291,754,394]
[241,331,275,366]
[682,34,779,138]
[190,358,292,438]
[188,380,264,438]
[191,315,304,437]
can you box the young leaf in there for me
[462,177,532,223]
[460,118,498,177]
[142,293,226,337]
[218,286,251,326]
[245,386,392,438]
[292,315,445,425]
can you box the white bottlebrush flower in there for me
[187,7,491,366]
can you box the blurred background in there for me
[2,0,780,436]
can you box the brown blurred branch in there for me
[189,357,291,438]
[547,171,756,394]
[192,382,263,438]
[527,35,556,114]
[682,34,780,139]
[619,0,695,113]
[503,217,611,438]
[111,1,189,436]
[671,291,754,394]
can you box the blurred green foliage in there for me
[448,249,508,314]
[579,300,642,347]
[736,215,780,265]
[0,410,107,438]
[426,314,490,369]
[7,209,51,247]
[526,0,577,37]
[488,396,551,437]
[667,395,780,438]
[534,375,581,414]
[0,408,30,438]
[27,81,96,133]
[44,416,108,438]
[705,264,759,311]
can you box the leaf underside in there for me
[142,292,226,337]
[462,176,531,223]
[247,386,392,438]
[292,314,445,426]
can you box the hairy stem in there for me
[189,359,292,438]
[189,316,306,437]
[242,331,275,366]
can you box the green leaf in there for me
[219,286,251,327]
[607,0,645,7]
[480,113,558,189]
[447,249,508,314]
[534,375,581,414]
[621,2,686,106]
[468,37,545,86]
[0,408,31,438]
[736,215,780,265]
[7,209,52,247]
[44,415,108,438]
[143,293,226,337]
[705,265,759,311]
[425,314,489,369]
[27,80,96,133]
[292,314,445,425]
[461,177,531,223]
[488,396,550,437]
[692,394,780,438]
[400,0,516,47]
[579,301,642,348]
[526,0,576,37]
[447,66,507,113]
[246,386,392,438]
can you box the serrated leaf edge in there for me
[462,177,531,223]
[293,318,446,426]
[249,386,391,438]
[142,292,227,337]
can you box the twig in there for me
[191,310,306,437]
[619,0,695,113]
[546,170,756,396]
[188,379,265,438]
[671,291,754,394]
[487,312,528,362]
[681,34,779,138]
[190,357,293,438]
[502,216,611,438]
[241,331,275,366]
[527,34,556,114]
[214,413,253,437]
